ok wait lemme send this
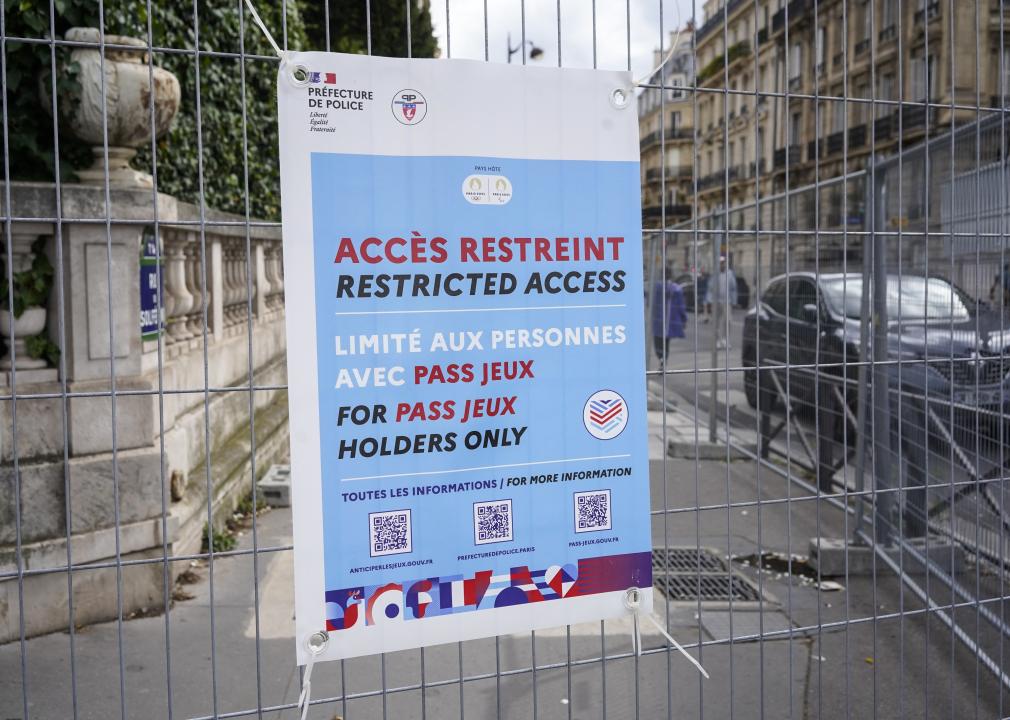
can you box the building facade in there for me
[639,30,695,231]
[666,0,1007,286]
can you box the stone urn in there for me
[0,308,48,370]
[58,27,181,189]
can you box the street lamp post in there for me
[507,32,544,63]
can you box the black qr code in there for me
[370,511,411,556]
[475,500,513,545]
[576,491,612,532]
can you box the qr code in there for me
[574,490,612,533]
[369,509,412,557]
[473,499,514,545]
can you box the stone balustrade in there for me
[157,226,284,354]
[0,181,289,643]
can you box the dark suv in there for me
[742,272,1010,437]
[742,272,1010,532]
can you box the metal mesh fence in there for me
[1,0,1010,718]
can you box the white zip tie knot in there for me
[624,587,709,679]
[297,630,329,720]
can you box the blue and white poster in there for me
[279,52,652,663]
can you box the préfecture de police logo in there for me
[392,89,427,125]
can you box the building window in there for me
[816,26,826,72]
[789,43,802,80]
[669,72,686,100]
[882,0,896,30]
[855,83,870,122]
[1001,51,1010,103]
[911,54,936,101]
[832,100,846,132]
[790,111,802,146]
[862,0,872,41]
[877,72,894,117]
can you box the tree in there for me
[300,0,439,58]
[5,0,309,220]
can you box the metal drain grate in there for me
[654,573,763,603]
[652,547,763,602]
[652,547,728,574]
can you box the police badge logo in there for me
[392,89,427,125]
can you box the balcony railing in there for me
[771,0,810,33]
[827,130,845,154]
[639,127,694,150]
[695,0,748,43]
[878,25,897,43]
[644,166,694,182]
[642,204,692,221]
[698,172,724,191]
[854,37,871,56]
[874,112,894,140]
[773,144,804,169]
[848,123,867,148]
[871,105,935,142]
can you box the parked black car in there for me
[741,272,1010,411]
[742,272,1010,533]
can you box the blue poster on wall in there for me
[279,52,651,663]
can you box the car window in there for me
[788,278,818,321]
[820,275,970,320]
[763,280,787,315]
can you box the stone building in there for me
[682,0,1006,284]
[639,29,696,231]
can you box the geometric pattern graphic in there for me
[324,551,651,631]
[583,390,628,439]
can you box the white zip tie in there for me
[631,27,684,88]
[624,587,709,679]
[297,630,329,720]
[244,0,283,58]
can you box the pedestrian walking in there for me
[705,255,737,350]
[651,271,687,371]
[696,269,710,321]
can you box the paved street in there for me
[0,309,1005,719]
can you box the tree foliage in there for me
[6,0,438,219]
[300,0,439,59]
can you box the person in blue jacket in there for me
[651,270,688,371]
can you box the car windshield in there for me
[820,276,970,321]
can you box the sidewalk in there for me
[0,404,1003,718]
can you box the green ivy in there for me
[696,41,751,84]
[0,237,54,318]
[25,333,61,366]
[5,0,308,220]
[6,1,438,219]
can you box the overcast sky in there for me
[429,0,696,78]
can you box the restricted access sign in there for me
[279,52,652,664]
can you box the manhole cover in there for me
[652,547,764,603]
[652,547,728,574]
